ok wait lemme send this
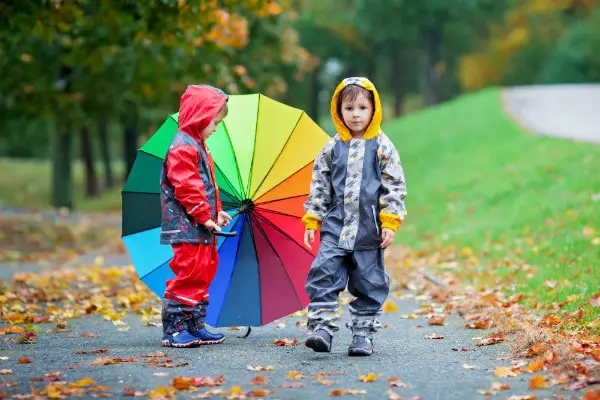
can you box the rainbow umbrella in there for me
[121,94,329,327]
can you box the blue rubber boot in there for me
[189,301,225,344]
[161,299,200,348]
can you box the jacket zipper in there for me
[372,205,380,235]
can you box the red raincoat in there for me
[161,85,228,306]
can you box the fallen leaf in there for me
[248,389,270,397]
[0,325,25,335]
[465,320,491,329]
[153,372,169,377]
[506,396,535,400]
[17,332,37,344]
[387,376,409,388]
[274,321,287,328]
[590,294,600,308]
[476,334,505,346]
[462,364,476,370]
[329,389,367,396]
[288,371,305,380]
[73,349,109,355]
[246,365,274,371]
[147,386,176,399]
[317,374,335,386]
[494,366,518,378]
[274,337,298,347]
[0,369,13,374]
[17,357,32,364]
[359,372,378,382]
[529,375,548,389]
[428,316,445,326]
[525,360,544,373]
[388,389,403,400]
[383,300,398,313]
[424,332,445,339]
[68,378,96,388]
[249,374,268,386]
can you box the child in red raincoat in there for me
[159,85,232,348]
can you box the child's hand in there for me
[204,219,222,232]
[304,229,315,250]
[217,211,232,227]
[381,228,395,249]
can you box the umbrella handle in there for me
[236,326,252,339]
[213,230,238,237]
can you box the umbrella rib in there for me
[254,193,308,206]
[245,96,261,198]
[253,211,315,258]
[254,206,303,219]
[249,214,303,311]
[215,162,244,201]
[221,120,248,199]
[248,112,303,199]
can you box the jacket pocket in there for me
[371,205,380,235]
[322,202,339,225]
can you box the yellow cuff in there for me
[380,213,402,232]
[302,213,321,231]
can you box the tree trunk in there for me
[389,41,405,117]
[98,115,114,189]
[419,28,443,106]
[51,127,74,210]
[309,64,321,122]
[122,102,139,180]
[51,65,74,210]
[80,125,99,197]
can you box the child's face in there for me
[201,106,227,140]
[340,93,374,137]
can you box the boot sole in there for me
[348,348,373,357]
[161,339,201,348]
[305,336,331,353]
[197,337,225,345]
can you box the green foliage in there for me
[538,9,600,84]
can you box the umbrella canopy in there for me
[121,93,330,327]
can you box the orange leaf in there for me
[590,293,600,308]
[476,334,505,346]
[317,374,335,385]
[387,389,403,400]
[172,376,192,390]
[529,375,548,389]
[0,325,25,335]
[428,316,445,326]
[248,389,270,397]
[274,337,298,347]
[249,374,268,386]
[17,357,32,364]
[583,389,600,400]
[329,389,367,396]
[525,360,544,373]
[527,343,547,357]
[424,332,445,339]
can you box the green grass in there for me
[0,158,123,213]
[386,87,600,321]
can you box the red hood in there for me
[178,85,228,140]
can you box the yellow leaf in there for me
[288,371,305,380]
[592,237,600,245]
[583,227,596,237]
[359,372,377,382]
[68,377,96,388]
[494,366,518,378]
[382,300,398,313]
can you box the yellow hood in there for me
[330,77,382,141]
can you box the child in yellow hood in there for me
[302,77,407,356]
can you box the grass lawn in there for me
[0,158,122,213]
[387,87,600,323]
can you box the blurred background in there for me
[2,0,599,212]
